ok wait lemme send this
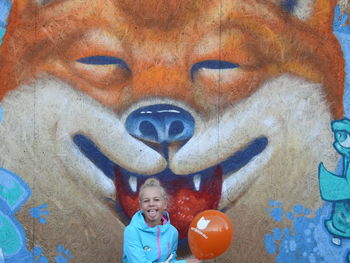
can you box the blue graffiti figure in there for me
[319,119,350,252]
[0,168,34,262]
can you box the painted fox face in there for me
[0,0,345,261]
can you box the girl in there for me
[123,178,201,263]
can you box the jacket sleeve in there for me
[170,228,186,263]
[123,226,153,263]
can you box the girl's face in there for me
[139,187,167,227]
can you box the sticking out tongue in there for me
[149,210,157,218]
[115,166,222,239]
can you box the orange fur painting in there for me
[0,0,349,262]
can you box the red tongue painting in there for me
[115,166,223,238]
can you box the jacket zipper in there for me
[156,226,161,260]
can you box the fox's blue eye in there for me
[76,56,129,70]
[190,60,239,80]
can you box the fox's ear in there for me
[308,0,337,30]
[284,0,347,31]
[285,0,335,24]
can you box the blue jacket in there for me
[123,210,186,263]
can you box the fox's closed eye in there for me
[190,60,239,80]
[76,56,130,70]
[73,56,131,88]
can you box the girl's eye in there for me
[76,56,130,70]
[190,60,239,80]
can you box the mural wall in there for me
[0,0,350,262]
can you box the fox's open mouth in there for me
[73,134,268,238]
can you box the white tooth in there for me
[129,176,137,193]
[193,174,201,191]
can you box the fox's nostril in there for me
[125,104,195,144]
[139,120,158,141]
[169,121,184,137]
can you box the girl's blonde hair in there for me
[138,178,168,201]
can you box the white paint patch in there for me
[0,73,335,221]
[293,0,315,20]
[0,76,166,198]
[169,74,334,208]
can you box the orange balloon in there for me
[188,210,233,260]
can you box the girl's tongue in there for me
[149,210,157,218]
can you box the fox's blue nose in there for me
[125,104,195,143]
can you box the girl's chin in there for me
[145,216,162,226]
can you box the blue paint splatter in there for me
[266,200,284,222]
[274,228,283,240]
[265,228,283,255]
[33,246,48,263]
[265,233,277,254]
[33,247,43,257]
[265,201,350,262]
[30,203,49,224]
[55,245,73,263]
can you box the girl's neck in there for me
[147,220,161,227]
